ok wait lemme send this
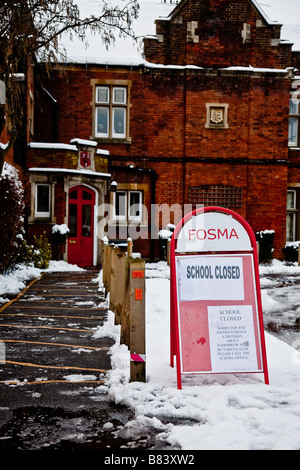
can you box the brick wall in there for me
[144,0,288,69]
[31,0,293,260]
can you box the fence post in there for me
[129,258,146,382]
[120,257,131,347]
[127,237,133,257]
[114,251,126,326]
[109,245,120,316]
[101,239,107,290]
[100,239,146,383]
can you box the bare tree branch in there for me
[0,0,140,174]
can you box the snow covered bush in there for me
[283,242,299,262]
[16,232,52,269]
[32,232,52,269]
[256,229,275,264]
[0,162,25,273]
[51,224,69,260]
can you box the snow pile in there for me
[95,260,300,450]
[0,260,84,303]
[52,224,70,235]
[0,264,41,303]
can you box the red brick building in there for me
[25,0,300,265]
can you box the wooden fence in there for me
[101,238,146,383]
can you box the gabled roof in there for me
[158,0,281,26]
[249,0,282,26]
[60,0,300,64]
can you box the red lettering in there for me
[207,228,216,240]
[188,229,196,240]
[217,228,228,239]
[229,228,239,239]
[196,229,206,240]
[188,227,239,241]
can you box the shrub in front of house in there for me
[256,230,275,264]
[0,162,25,273]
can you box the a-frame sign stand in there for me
[170,207,269,390]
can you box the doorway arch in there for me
[67,185,96,267]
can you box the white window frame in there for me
[35,184,50,218]
[286,190,297,242]
[96,86,110,104]
[288,98,299,147]
[95,107,109,138]
[113,87,127,104]
[114,191,127,221]
[128,191,143,221]
[112,107,126,139]
[113,190,143,222]
[95,85,127,140]
[289,117,298,147]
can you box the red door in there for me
[68,185,95,267]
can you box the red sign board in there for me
[170,207,269,389]
[132,271,144,278]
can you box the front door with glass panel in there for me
[68,185,95,267]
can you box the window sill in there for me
[29,217,53,224]
[92,137,132,145]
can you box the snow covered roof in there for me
[28,142,78,151]
[28,140,110,155]
[28,167,111,178]
[70,138,98,147]
[58,0,300,65]
[256,0,300,51]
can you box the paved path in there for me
[0,271,165,451]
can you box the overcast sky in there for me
[63,1,300,62]
[259,0,300,24]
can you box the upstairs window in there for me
[289,98,299,147]
[95,85,128,140]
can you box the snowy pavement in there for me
[99,260,300,451]
[1,259,300,450]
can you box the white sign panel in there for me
[207,305,259,372]
[177,256,244,301]
[176,211,252,253]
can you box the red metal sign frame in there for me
[170,207,269,389]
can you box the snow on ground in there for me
[1,258,300,449]
[95,260,300,451]
[0,261,84,304]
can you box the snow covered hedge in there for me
[0,162,25,273]
[256,229,275,263]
